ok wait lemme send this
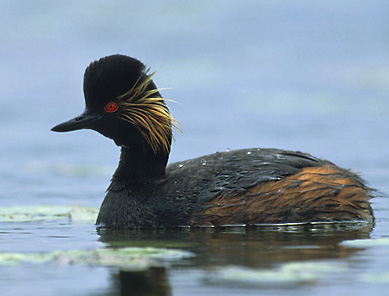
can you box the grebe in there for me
[52,54,373,229]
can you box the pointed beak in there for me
[51,110,103,132]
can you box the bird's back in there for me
[154,148,373,226]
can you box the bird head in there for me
[52,54,175,156]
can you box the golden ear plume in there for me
[116,72,179,154]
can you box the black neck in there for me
[112,145,168,182]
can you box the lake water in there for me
[1,1,388,295]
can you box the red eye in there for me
[104,102,118,113]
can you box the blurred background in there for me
[0,1,387,211]
[1,1,388,295]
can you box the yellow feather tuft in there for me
[116,72,179,154]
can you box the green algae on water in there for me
[0,247,192,270]
[0,205,99,223]
[340,238,389,248]
[204,261,348,288]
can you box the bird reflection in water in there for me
[118,267,170,296]
[100,223,371,294]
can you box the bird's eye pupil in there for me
[105,102,118,113]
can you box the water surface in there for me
[0,1,388,295]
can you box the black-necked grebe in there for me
[52,54,374,229]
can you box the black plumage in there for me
[52,54,374,229]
